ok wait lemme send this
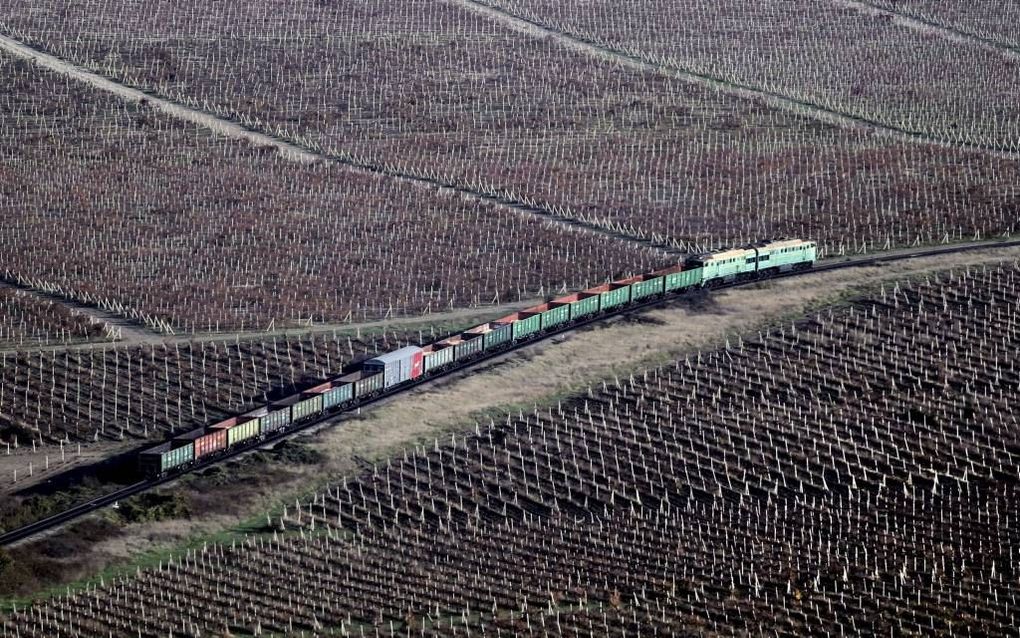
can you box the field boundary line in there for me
[0,33,323,164]
[0,277,161,344]
[829,0,1020,60]
[452,0,1020,161]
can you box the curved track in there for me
[3,237,1020,547]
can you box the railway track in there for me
[3,236,1020,547]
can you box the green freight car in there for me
[663,267,704,292]
[321,382,353,409]
[471,322,512,350]
[139,441,194,477]
[226,418,260,446]
[497,311,541,341]
[261,406,292,434]
[422,343,455,373]
[590,282,632,311]
[627,274,665,301]
[450,333,484,360]
[270,396,303,423]
[531,301,570,331]
[338,370,385,399]
[297,381,354,411]
[358,372,384,396]
[293,394,324,421]
[556,292,600,320]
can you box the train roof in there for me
[140,442,173,456]
[365,345,423,365]
[760,238,813,250]
[704,247,755,261]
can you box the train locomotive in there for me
[139,239,816,478]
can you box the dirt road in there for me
[0,34,323,163]
[0,30,673,258]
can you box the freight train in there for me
[139,239,816,478]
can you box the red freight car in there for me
[196,428,228,459]
[174,427,228,460]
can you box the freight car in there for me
[363,346,424,389]
[139,239,816,478]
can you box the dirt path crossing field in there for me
[0,279,162,345]
[0,33,324,163]
[0,31,675,270]
[829,0,1020,61]
[452,0,1020,160]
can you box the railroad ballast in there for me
[138,239,816,478]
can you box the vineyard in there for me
[0,288,111,348]
[855,0,1020,50]
[0,329,431,460]
[477,0,1020,150]
[2,0,1018,255]
[0,50,662,334]
[5,264,1018,636]
[2,0,1019,633]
